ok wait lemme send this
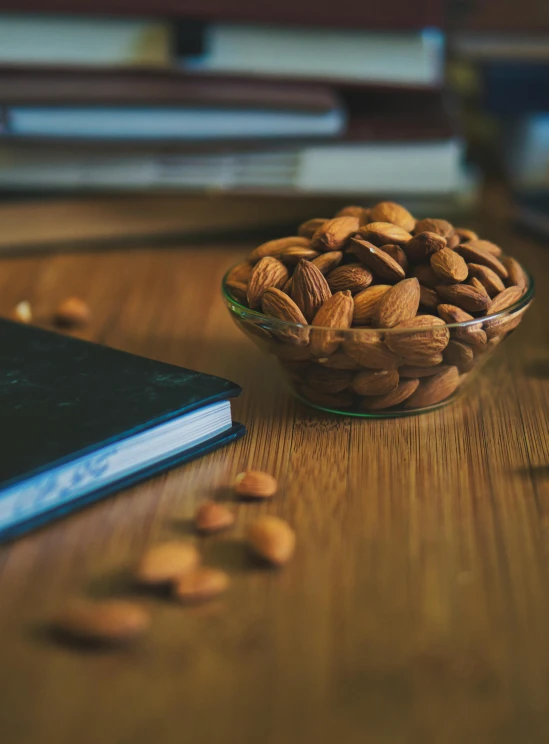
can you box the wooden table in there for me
[1,190,549,744]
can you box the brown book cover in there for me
[0,1,444,30]
[0,66,341,112]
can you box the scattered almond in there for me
[195,501,235,533]
[53,598,150,645]
[9,300,32,324]
[234,470,277,499]
[135,541,200,585]
[248,516,296,566]
[54,297,91,327]
[173,567,230,603]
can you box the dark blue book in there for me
[0,319,245,540]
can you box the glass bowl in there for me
[221,267,534,417]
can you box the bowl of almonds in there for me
[222,202,534,417]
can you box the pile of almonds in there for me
[226,201,531,413]
[53,470,293,647]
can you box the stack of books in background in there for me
[0,2,476,250]
[448,0,549,236]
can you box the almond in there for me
[385,315,449,358]
[279,246,320,264]
[400,352,444,368]
[404,231,447,262]
[487,285,523,314]
[430,248,468,283]
[195,501,235,533]
[249,236,310,263]
[305,365,353,394]
[352,284,392,324]
[300,385,355,409]
[298,217,328,238]
[419,285,439,310]
[274,343,311,362]
[311,250,343,275]
[335,205,367,219]
[399,364,453,378]
[53,599,150,645]
[360,378,419,411]
[379,243,409,271]
[456,245,508,279]
[135,541,200,585]
[403,366,460,409]
[261,288,309,346]
[9,300,32,324]
[446,234,461,250]
[342,335,401,369]
[234,470,277,499]
[248,516,296,566]
[226,280,248,304]
[411,263,439,289]
[464,238,503,257]
[173,567,230,603]
[350,238,406,283]
[247,257,289,309]
[326,264,373,294]
[372,277,420,328]
[467,276,490,300]
[443,340,475,371]
[262,287,308,324]
[316,351,360,370]
[435,284,490,313]
[503,257,527,289]
[359,221,413,247]
[414,218,454,238]
[310,290,354,357]
[291,259,332,322]
[226,261,253,284]
[467,263,505,297]
[454,227,478,242]
[311,216,359,251]
[350,368,399,396]
[54,296,90,327]
[369,201,415,232]
[436,303,487,348]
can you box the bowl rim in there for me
[221,262,535,334]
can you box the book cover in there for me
[0,320,245,539]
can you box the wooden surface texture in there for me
[1,188,549,744]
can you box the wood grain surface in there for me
[1,189,549,744]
